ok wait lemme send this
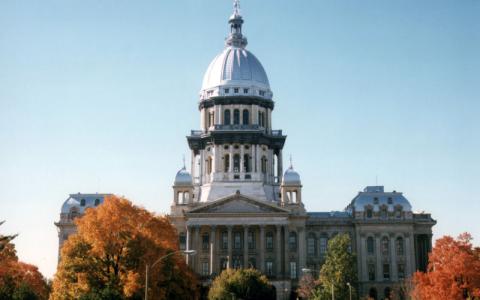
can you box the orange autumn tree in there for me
[50,195,198,300]
[0,221,50,300]
[412,233,480,300]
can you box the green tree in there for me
[208,268,275,300]
[315,233,357,300]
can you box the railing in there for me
[190,130,204,136]
[270,130,283,136]
[213,124,261,131]
[190,127,283,136]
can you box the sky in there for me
[0,0,479,279]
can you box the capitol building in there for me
[56,2,436,300]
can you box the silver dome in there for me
[199,3,272,101]
[201,47,270,96]
[282,166,301,185]
[174,167,193,186]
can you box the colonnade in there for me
[184,224,305,279]
[358,233,416,282]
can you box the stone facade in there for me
[169,3,436,300]
[55,3,436,300]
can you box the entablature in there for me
[187,130,286,151]
[199,96,275,110]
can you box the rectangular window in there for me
[290,262,297,279]
[383,263,390,280]
[220,258,228,271]
[248,231,255,249]
[266,234,273,250]
[289,233,297,251]
[234,232,242,249]
[224,88,229,94]
[234,88,239,93]
[367,237,375,255]
[307,238,315,255]
[368,264,376,281]
[243,88,248,94]
[179,234,186,250]
[266,261,273,276]
[319,237,327,255]
[233,257,242,269]
[398,263,405,279]
[221,232,228,250]
[202,261,209,276]
[202,234,210,250]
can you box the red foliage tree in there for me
[0,222,50,299]
[412,233,480,300]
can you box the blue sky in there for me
[0,0,478,279]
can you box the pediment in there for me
[187,193,288,215]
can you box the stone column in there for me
[243,225,249,268]
[240,145,244,175]
[229,148,233,174]
[284,227,290,278]
[212,145,217,176]
[260,225,265,272]
[390,233,398,281]
[186,226,191,265]
[276,225,282,278]
[252,143,257,175]
[277,150,283,183]
[227,226,233,269]
[298,227,306,273]
[199,150,204,185]
[194,226,200,273]
[360,235,368,281]
[375,234,382,282]
[405,233,414,276]
[210,226,216,275]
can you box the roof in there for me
[174,167,193,186]
[308,211,351,219]
[60,193,112,214]
[349,186,412,212]
[200,47,271,97]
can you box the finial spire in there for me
[182,155,186,169]
[226,0,247,48]
[233,0,241,16]
[289,154,293,169]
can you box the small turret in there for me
[280,159,302,206]
[173,165,194,205]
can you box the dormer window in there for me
[94,199,100,206]
[224,88,230,94]
[80,199,86,206]
[234,88,239,93]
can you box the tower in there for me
[186,1,286,203]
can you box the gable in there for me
[187,194,288,215]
